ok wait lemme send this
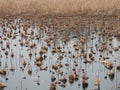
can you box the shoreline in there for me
[0,11,120,19]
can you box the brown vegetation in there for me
[0,0,120,17]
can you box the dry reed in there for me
[0,0,120,17]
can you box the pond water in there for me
[0,17,120,90]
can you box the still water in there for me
[0,17,120,90]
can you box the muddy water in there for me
[0,17,120,90]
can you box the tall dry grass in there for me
[0,0,120,16]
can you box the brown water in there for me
[0,17,120,90]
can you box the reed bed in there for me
[0,0,120,17]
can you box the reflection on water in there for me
[0,17,120,90]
